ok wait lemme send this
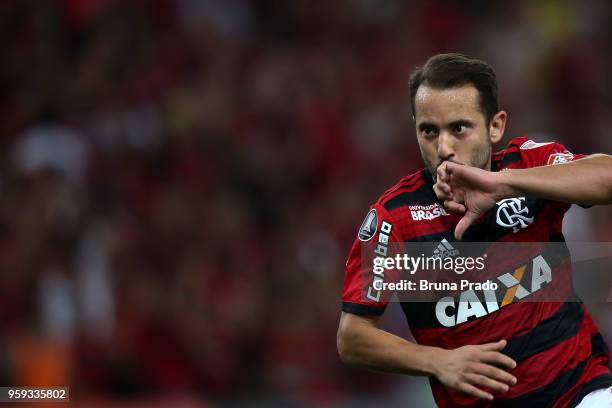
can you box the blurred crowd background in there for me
[0,0,611,407]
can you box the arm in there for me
[500,154,612,205]
[337,311,517,401]
[435,154,612,239]
[337,312,440,376]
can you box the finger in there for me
[455,210,480,240]
[444,200,465,214]
[481,351,517,370]
[445,161,463,177]
[434,180,452,195]
[448,166,470,191]
[473,363,517,386]
[437,162,450,183]
[434,184,452,201]
[464,373,510,394]
[457,382,493,401]
[452,188,465,205]
[476,340,507,351]
[438,181,452,194]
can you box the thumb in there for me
[455,210,479,240]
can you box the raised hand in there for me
[434,161,509,240]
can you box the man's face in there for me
[414,84,498,180]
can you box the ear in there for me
[488,110,507,144]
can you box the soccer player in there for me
[338,53,612,407]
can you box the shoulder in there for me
[363,168,449,238]
[354,168,438,245]
[493,136,579,170]
[375,168,434,212]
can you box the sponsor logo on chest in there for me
[435,255,552,327]
[410,203,449,221]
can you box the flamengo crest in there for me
[495,197,534,233]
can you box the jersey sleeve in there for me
[516,138,590,209]
[342,203,402,316]
[516,138,587,168]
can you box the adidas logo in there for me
[433,239,459,258]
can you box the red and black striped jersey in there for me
[342,137,612,407]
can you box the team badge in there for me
[358,209,378,241]
[495,197,534,233]
[547,152,574,165]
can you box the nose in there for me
[437,131,455,161]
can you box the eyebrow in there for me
[417,122,438,132]
[448,119,474,128]
[417,119,475,132]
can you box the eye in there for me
[422,127,438,138]
[453,124,470,135]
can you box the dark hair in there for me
[408,53,499,124]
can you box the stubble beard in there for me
[425,139,492,183]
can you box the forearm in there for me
[337,314,442,377]
[499,154,612,205]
